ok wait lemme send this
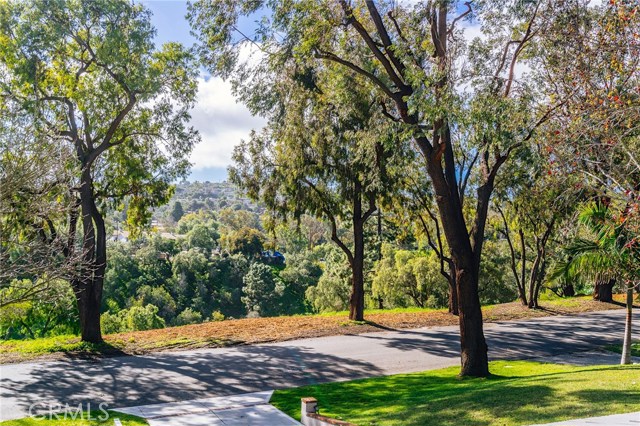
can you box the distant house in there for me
[262,250,285,266]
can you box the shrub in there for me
[174,307,203,326]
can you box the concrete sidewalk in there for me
[113,391,300,426]
[533,411,640,425]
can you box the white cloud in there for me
[188,75,266,170]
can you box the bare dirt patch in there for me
[0,296,631,364]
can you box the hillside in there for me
[152,181,263,222]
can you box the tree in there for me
[493,153,579,308]
[101,303,165,334]
[186,223,219,252]
[171,201,185,223]
[0,280,78,339]
[171,248,211,313]
[241,262,284,317]
[223,227,265,258]
[209,253,250,317]
[1,0,199,342]
[175,307,203,326]
[278,251,322,314]
[0,99,85,307]
[136,285,177,323]
[372,243,448,308]
[560,203,639,364]
[540,1,639,363]
[189,0,555,376]
[305,244,352,313]
[228,76,402,321]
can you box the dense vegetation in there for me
[0,180,611,339]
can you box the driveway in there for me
[0,309,637,421]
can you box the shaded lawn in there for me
[270,361,640,426]
[0,411,147,426]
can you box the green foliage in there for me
[185,223,219,252]
[1,0,200,341]
[241,263,284,317]
[372,244,448,309]
[174,307,203,326]
[171,201,185,222]
[0,0,200,231]
[305,245,351,313]
[101,304,165,334]
[210,311,225,321]
[552,202,639,285]
[278,251,322,314]
[478,240,518,305]
[209,253,250,318]
[223,227,265,257]
[176,211,218,234]
[136,285,177,323]
[0,281,78,339]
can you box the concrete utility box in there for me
[300,397,356,426]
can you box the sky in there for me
[143,0,265,182]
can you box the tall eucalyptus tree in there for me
[0,0,200,342]
[190,0,555,376]
[228,61,406,321]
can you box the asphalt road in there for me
[0,309,637,421]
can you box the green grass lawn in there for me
[0,411,147,426]
[606,342,640,357]
[271,361,640,426]
[0,335,125,356]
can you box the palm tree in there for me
[555,202,638,364]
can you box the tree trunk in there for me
[349,217,366,321]
[527,252,543,309]
[456,265,489,377]
[73,169,106,343]
[518,287,528,307]
[448,269,459,316]
[376,207,384,310]
[562,284,575,297]
[594,278,615,302]
[422,126,490,377]
[75,278,103,343]
[621,282,633,365]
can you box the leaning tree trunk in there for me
[621,281,634,365]
[429,155,489,376]
[562,283,575,297]
[527,253,544,309]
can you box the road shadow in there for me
[354,310,639,361]
[0,345,382,419]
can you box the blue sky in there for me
[143,1,265,182]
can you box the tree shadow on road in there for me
[0,345,382,419]
[354,310,639,361]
